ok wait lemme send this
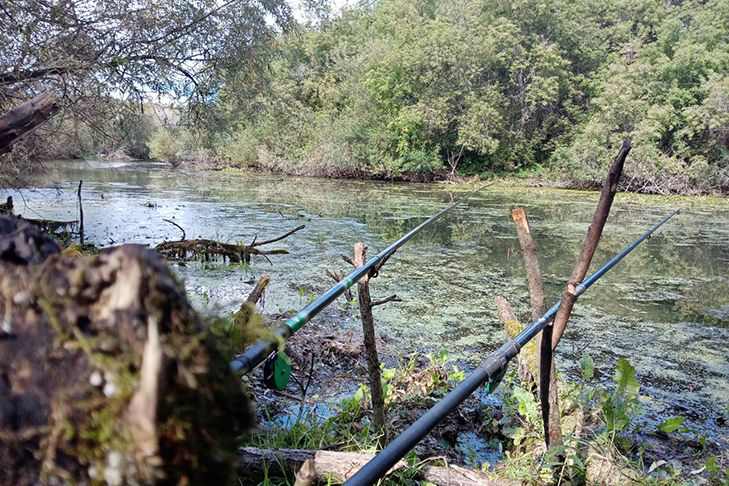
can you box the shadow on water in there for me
[3,159,729,445]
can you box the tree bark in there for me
[495,295,536,388]
[239,447,519,485]
[551,140,630,349]
[0,92,59,153]
[354,242,386,439]
[0,215,254,485]
[510,208,562,447]
[245,273,270,305]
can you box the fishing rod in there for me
[230,187,486,385]
[345,209,680,486]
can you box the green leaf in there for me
[580,354,594,381]
[614,357,640,399]
[705,456,719,474]
[658,416,686,434]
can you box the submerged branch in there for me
[155,225,304,264]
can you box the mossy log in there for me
[0,216,254,485]
[155,224,304,264]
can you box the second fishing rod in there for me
[344,208,680,486]
[230,187,487,380]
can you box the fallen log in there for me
[238,447,518,485]
[155,224,305,264]
[0,215,254,485]
[19,216,78,235]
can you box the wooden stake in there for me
[77,180,84,245]
[510,207,562,446]
[354,242,386,439]
[551,140,630,349]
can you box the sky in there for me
[290,0,355,22]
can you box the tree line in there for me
[162,0,726,194]
[2,0,728,194]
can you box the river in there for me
[3,159,728,447]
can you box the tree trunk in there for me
[354,242,387,439]
[0,215,254,486]
[0,92,59,153]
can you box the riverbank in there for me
[150,155,729,197]
[243,307,728,485]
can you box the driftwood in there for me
[238,447,518,485]
[510,208,562,447]
[155,224,305,264]
[0,92,59,153]
[0,215,254,485]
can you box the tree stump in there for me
[0,216,254,485]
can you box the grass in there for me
[240,351,729,485]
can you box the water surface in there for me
[4,160,728,444]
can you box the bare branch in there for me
[551,140,631,349]
[371,295,402,307]
[162,219,186,241]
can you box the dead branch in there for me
[341,254,355,267]
[371,294,402,307]
[77,180,84,245]
[245,274,270,305]
[239,447,518,485]
[162,218,186,241]
[155,225,303,264]
[551,140,630,349]
[250,224,305,247]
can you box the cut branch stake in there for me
[77,180,84,245]
[510,207,561,446]
[551,140,631,349]
[354,242,386,439]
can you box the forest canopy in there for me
[188,0,729,193]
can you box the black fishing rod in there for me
[230,189,485,380]
[345,209,680,486]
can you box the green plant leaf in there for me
[658,416,686,434]
[580,354,594,381]
[614,357,640,399]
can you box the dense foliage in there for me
[196,0,729,193]
[0,0,291,179]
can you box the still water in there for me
[3,160,728,443]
